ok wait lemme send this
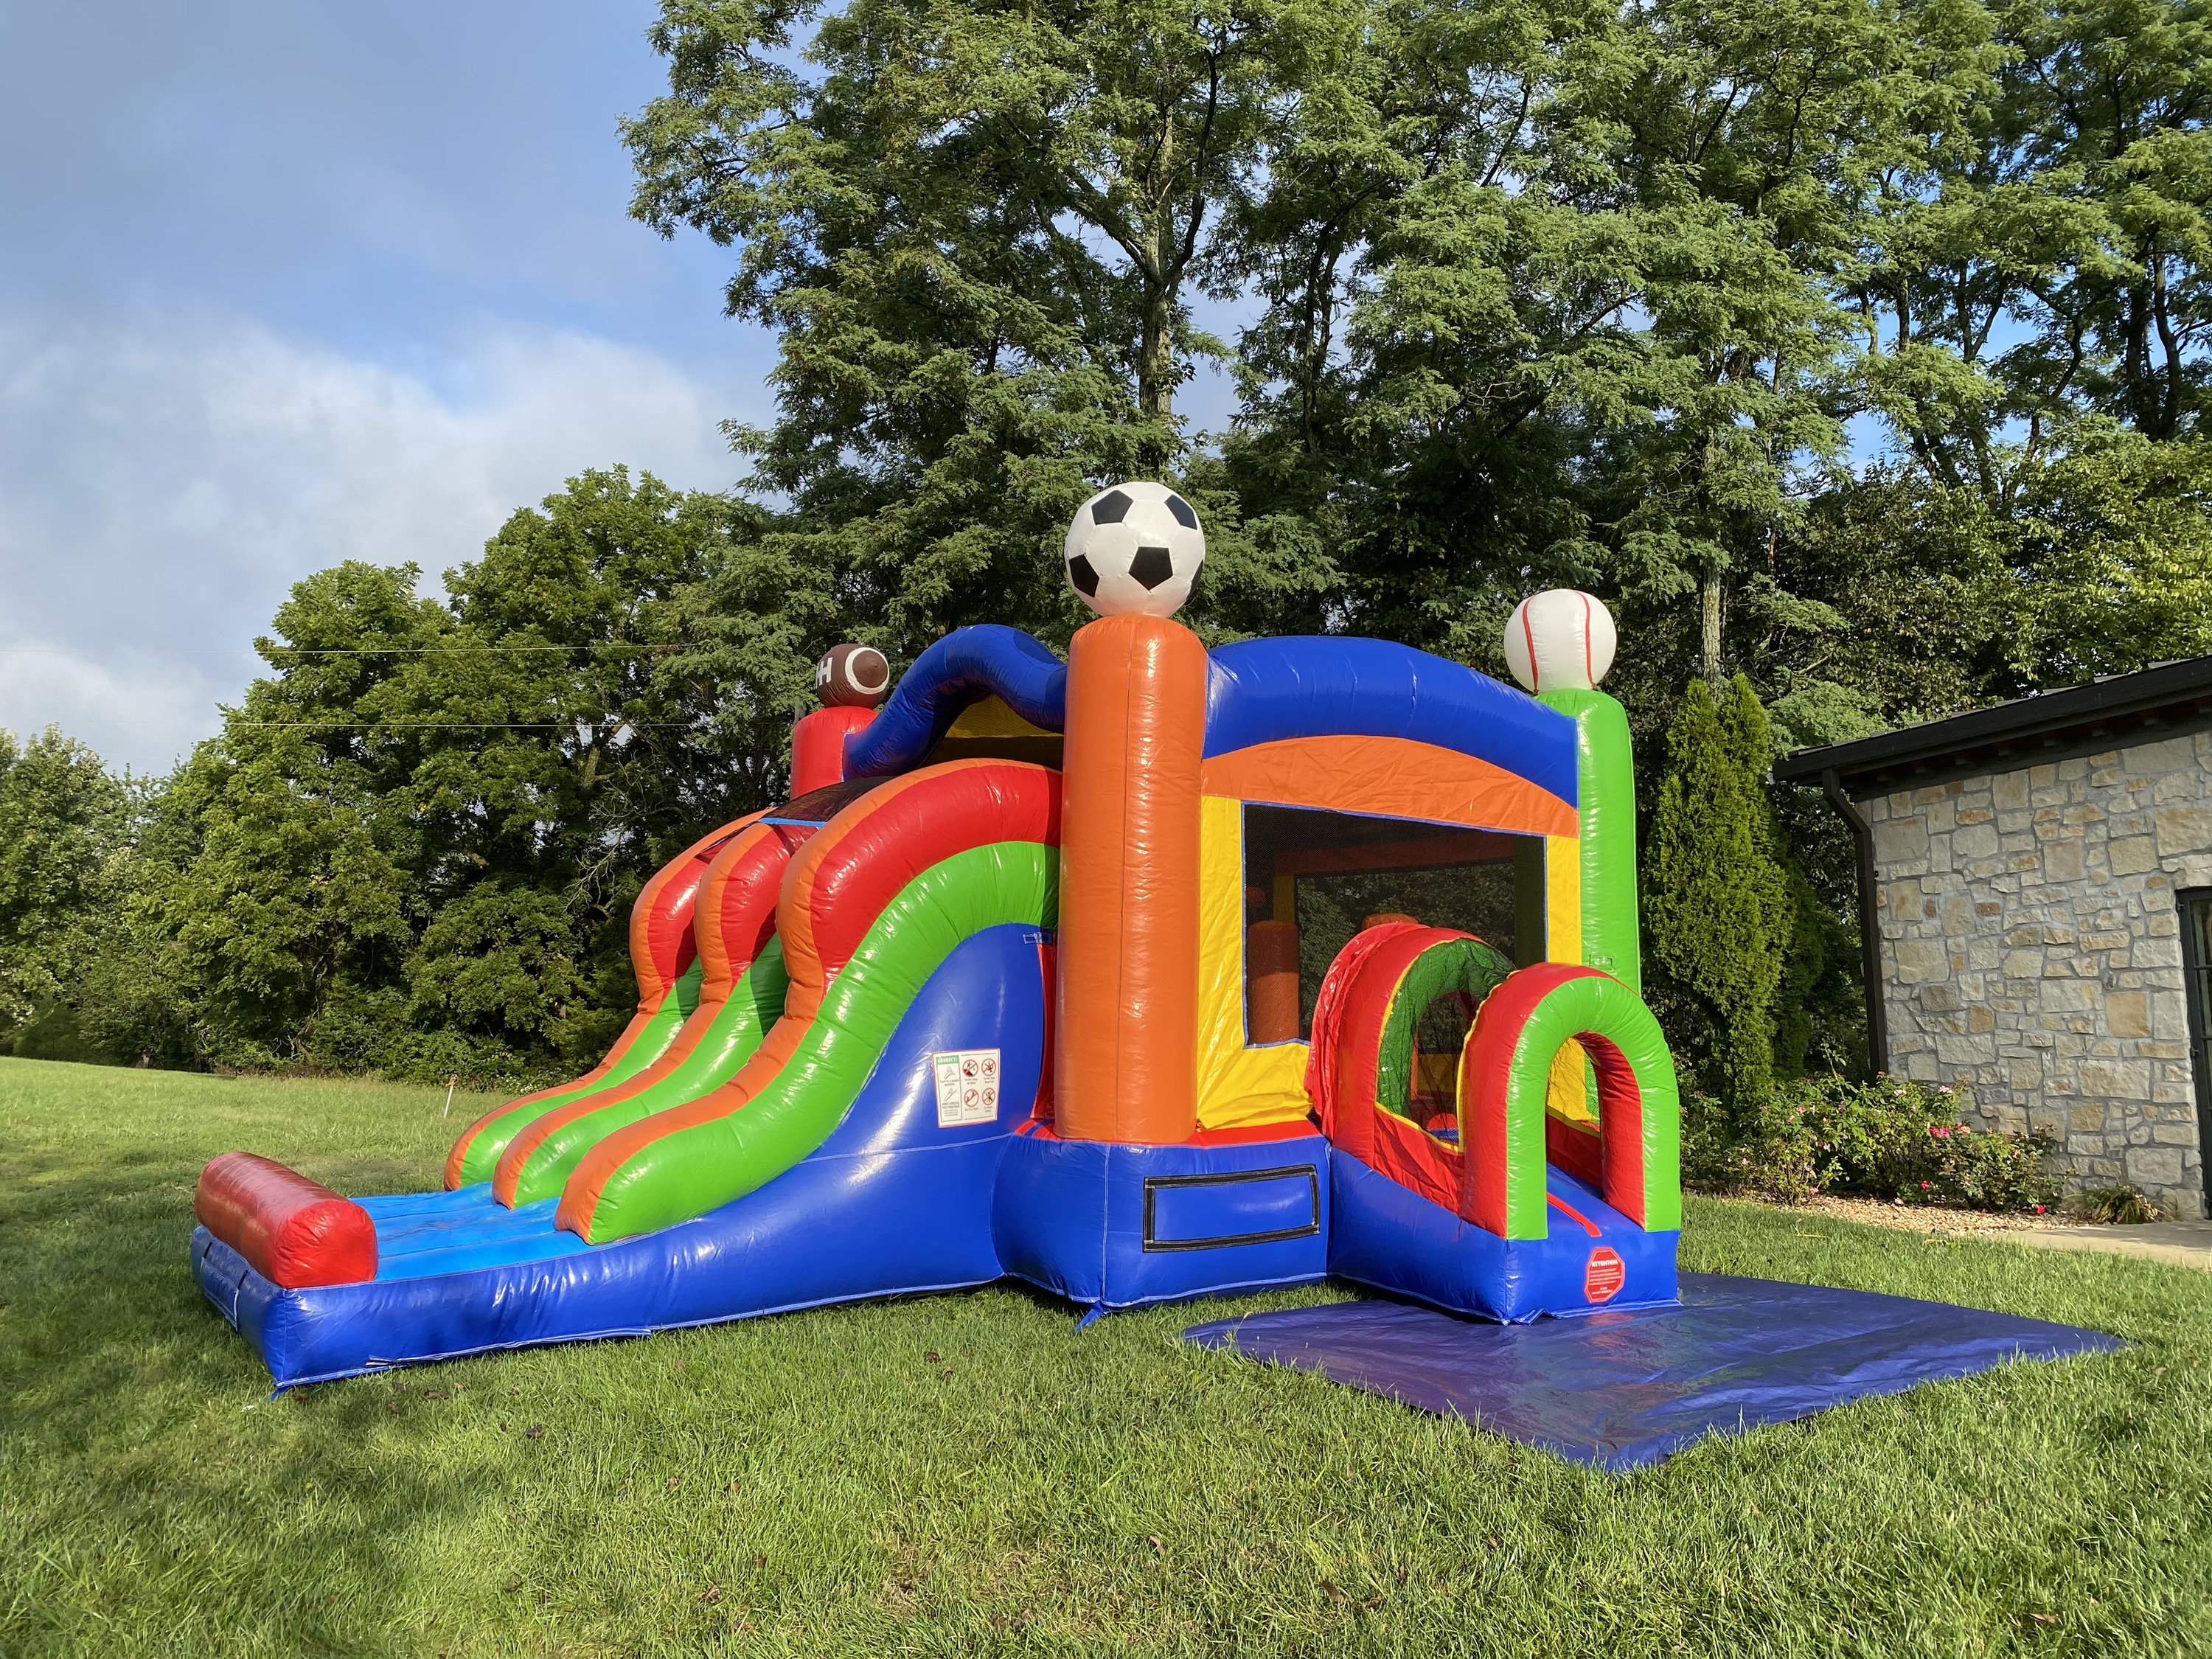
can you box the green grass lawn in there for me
[2,1059,2208,1658]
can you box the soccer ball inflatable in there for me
[1062,481,1205,619]
[1503,589,1618,693]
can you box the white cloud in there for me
[0,643,213,779]
[0,305,749,773]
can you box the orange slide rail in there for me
[487,817,810,1206]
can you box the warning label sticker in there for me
[931,1048,1002,1127]
[1584,1246,1626,1304]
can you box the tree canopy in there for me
[626,0,2212,706]
[57,471,765,1082]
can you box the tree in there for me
[2007,0,2212,444]
[1202,0,2017,694]
[72,773,206,1071]
[1850,0,2212,502]
[128,469,754,1083]
[628,0,1350,433]
[0,727,128,1048]
[2010,423,2212,681]
[1644,675,1793,1105]
[1216,0,1637,658]
[625,0,1373,669]
[24,0,2212,1088]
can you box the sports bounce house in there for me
[191,484,1675,1386]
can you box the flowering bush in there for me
[1682,1089,1821,1204]
[1682,1074,2060,1212]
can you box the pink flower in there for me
[1920,1180,1933,1191]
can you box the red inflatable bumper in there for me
[194,1153,377,1287]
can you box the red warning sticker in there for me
[1584,1246,1626,1303]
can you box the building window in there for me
[2180,889,2212,1212]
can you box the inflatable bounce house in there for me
[193,483,1683,1387]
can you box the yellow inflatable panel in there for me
[1195,796,1314,1129]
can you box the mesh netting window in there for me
[1241,804,1543,1047]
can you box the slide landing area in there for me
[201,924,1041,1385]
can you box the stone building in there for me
[1777,656,2212,1220]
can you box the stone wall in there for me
[1863,731,2212,1220]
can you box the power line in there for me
[3,715,748,731]
[0,643,702,656]
[259,644,699,656]
[227,720,708,731]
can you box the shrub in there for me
[1682,1087,1820,1204]
[1683,1073,2061,1213]
[2076,1183,2160,1225]
[6,1002,119,1066]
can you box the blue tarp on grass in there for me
[1183,1273,2123,1471]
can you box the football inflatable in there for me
[815,642,891,708]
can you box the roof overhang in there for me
[1773,655,2212,798]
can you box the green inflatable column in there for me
[1537,686,1639,995]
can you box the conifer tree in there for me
[1644,675,1791,1108]
[1771,857,1829,1080]
[1724,674,1829,1079]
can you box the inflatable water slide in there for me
[193,485,1682,1387]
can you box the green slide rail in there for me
[448,959,706,1188]
[563,841,1059,1244]
[500,943,792,1206]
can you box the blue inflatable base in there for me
[994,1127,1330,1311]
[193,922,1052,1388]
[1183,1273,2125,1470]
[1330,1151,1679,1322]
[189,922,1346,1388]
[192,1126,1337,1388]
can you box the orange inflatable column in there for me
[790,705,876,796]
[1054,615,1207,1143]
[1246,919,1301,1043]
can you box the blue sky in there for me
[0,1,786,771]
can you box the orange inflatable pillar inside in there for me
[1246,919,1301,1043]
[791,705,876,796]
[1054,614,1207,1143]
